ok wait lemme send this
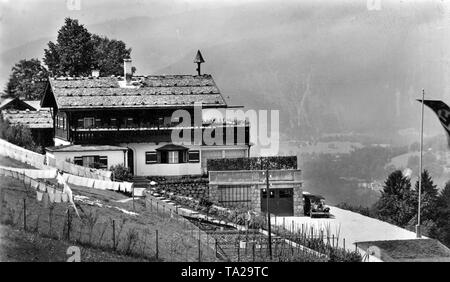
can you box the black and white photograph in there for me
[0,0,450,269]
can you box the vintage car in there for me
[303,193,331,218]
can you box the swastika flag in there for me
[417,99,450,147]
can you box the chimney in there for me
[123,58,132,84]
[91,69,100,78]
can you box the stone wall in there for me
[154,179,209,199]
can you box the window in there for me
[76,155,108,169]
[125,117,134,128]
[82,156,96,167]
[163,117,172,127]
[74,157,83,166]
[188,150,200,162]
[84,117,95,128]
[168,151,179,164]
[56,115,65,129]
[77,119,83,128]
[145,151,157,164]
[157,147,187,164]
[218,185,251,208]
[98,156,108,169]
[110,118,117,127]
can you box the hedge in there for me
[207,156,297,171]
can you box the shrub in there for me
[207,156,297,172]
[110,164,132,181]
[0,117,38,152]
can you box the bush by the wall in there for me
[207,156,297,171]
[0,117,39,153]
[110,164,132,182]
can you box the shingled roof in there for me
[1,109,53,129]
[356,239,450,262]
[43,74,227,110]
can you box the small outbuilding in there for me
[356,238,450,262]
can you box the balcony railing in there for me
[70,124,250,145]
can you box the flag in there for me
[417,99,450,146]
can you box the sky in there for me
[0,0,449,142]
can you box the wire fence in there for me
[0,172,219,262]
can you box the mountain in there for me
[1,0,449,145]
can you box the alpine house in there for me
[40,51,250,176]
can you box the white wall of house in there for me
[119,142,249,176]
[120,142,203,176]
[46,150,127,169]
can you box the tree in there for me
[432,182,450,247]
[415,170,438,198]
[375,170,415,227]
[0,117,38,152]
[381,170,411,198]
[43,18,133,77]
[44,18,94,76]
[92,34,132,76]
[409,170,439,224]
[4,59,48,100]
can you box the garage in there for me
[260,188,294,216]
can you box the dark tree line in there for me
[340,169,450,248]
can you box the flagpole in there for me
[416,89,425,238]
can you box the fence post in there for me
[252,241,255,262]
[156,229,159,260]
[0,188,4,218]
[112,220,116,250]
[23,198,27,231]
[237,239,240,262]
[132,185,135,212]
[215,240,218,258]
[67,209,71,241]
[198,229,201,262]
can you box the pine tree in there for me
[375,170,415,227]
[431,182,450,247]
[412,170,439,223]
[44,18,94,76]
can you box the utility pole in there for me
[265,169,273,260]
[416,89,425,238]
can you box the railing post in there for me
[156,229,159,260]
[112,220,116,250]
[23,198,27,231]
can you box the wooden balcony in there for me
[70,125,250,145]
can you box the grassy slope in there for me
[0,156,217,262]
[0,224,145,262]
